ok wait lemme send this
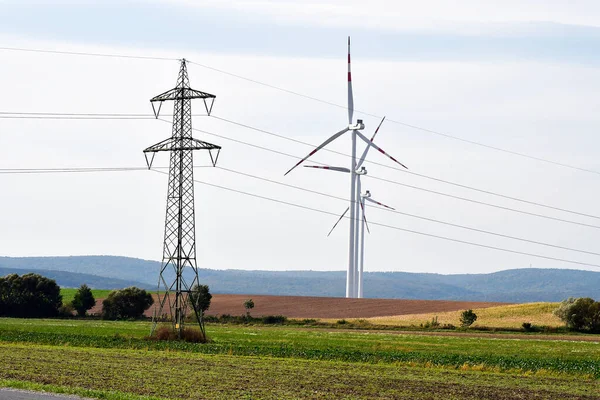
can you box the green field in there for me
[0,318,598,399]
[60,288,112,304]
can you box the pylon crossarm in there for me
[143,137,221,153]
[151,87,216,102]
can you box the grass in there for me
[362,302,563,328]
[60,288,112,304]
[0,342,598,399]
[0,318,598,378]
[0,317,598,399]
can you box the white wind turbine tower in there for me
[311,117,401,298]
[285,38,407,298]
[357,190,395,298]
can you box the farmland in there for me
[0,317,598,399]
[60,288,112,304]
[82,292,508,319]
[365,302,563,328]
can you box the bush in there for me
[424,316,440,329]
[336,319,348,325]
[58,303,75,317]
[459,309,478,327]
[72,284,96,317]
[151,326,208,343]
[101,287,153,320]
[554,297,600,332]
[262,315,287,324]
[0,273,62,317]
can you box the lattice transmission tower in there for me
[144,59,221,338]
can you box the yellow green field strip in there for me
[1,318,599,378]
[0,343,598,400]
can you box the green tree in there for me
[71,284,96,317]
[554,297,600,332]
[189,284,212,315]
[459,309,477,327]
[0,273,62,317]
[101,287,153,320]
[244,298,255,318]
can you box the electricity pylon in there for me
[144,59,221,338]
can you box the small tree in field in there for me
[460,309,477,327]
[71,284,95,317]
[189,284,212,315]
[244,299,255,318]
[102,287,153,320]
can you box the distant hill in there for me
[0,267,151,290]
[1,256,599,302]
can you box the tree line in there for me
[0,272,218,320]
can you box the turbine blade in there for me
[284,127,349,175]
[365,196,395,210]
[360,200,371,234]
[327,207,350,237]
[347,36,354,124]
[356,131,408,170]
[303,165,351,173]
[357,117,386,169]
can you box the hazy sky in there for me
[1,1,600,279]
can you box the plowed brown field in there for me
[90,294,507,319]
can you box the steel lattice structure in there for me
[144,59,220,337]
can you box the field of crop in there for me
[0,318,598,399]
[60,288,112,304]
[364,302,562,328]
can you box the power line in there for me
[3,162,598,257]
[0,46,176,61]
[0,167,148,174]
[4,109,598,221]
[3,161,599,267]
[0,166,213,174]
[1,44,597,176]
[216,166,600,257]
[150,169,600,269]
[0,115,154,120]
[0,112,208,119]
[4,109,598,229]
[211,115,600,221]
[366,174,600,230]
[185,61,600,177]
[173,120,600,230]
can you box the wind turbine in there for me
[312,117,400,298]
[284,36,407,298]
[357,190,395,298]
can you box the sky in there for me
[1,1,600,281]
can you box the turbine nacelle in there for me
[348,119,365,131]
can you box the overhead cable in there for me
[1,45,597,176]
[2,109,598,221]
[149,169,600,269]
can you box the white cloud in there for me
[158,0,600,33]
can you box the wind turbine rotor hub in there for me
[349,119,365,130]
